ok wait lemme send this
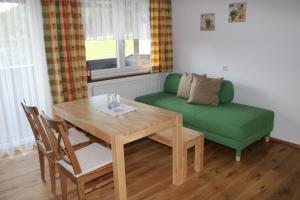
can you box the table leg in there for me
[111,136,127,200]
[172,114,185,185]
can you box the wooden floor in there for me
[1,138,300,200]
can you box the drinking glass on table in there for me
[107,94,113,109]
[116,94,120,107]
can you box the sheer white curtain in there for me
[81,0,115,40]
[123,0,150,39]
[0,0,52,157]
[81,0,150,40]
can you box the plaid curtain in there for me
[42,0,87,104]
[150,0,173,73]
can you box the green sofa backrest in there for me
[164,73,234,104]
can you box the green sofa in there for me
[135,73,274,161]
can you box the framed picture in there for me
[200,13,215,31]
[229,2,247,23]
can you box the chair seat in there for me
[67,128,90,146]
[37,128,89,153]
[58,143,112,178]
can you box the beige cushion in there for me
[54,127,90,147]
[67,128,90,146]
[58,143,112,178]
[192,73,207,80]
[38,128,89,153]
[177,73,206,99]
[187,77,223,106]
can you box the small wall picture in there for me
[200,13,215,31]
[229,2,247,23]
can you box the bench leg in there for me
[236,150,242,162]
[183,147,188,181]
[194,138,204,173]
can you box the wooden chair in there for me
[41,114,113,200]
[21,101,90,195]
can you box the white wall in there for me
[172,0,300,144]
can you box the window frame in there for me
[86,39,151,81]
[82,0,152,80]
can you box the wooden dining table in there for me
[53,95,185,200]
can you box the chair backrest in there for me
[41,114,82,175]
[21,101,52,153]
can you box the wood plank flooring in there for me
[0,138,300,200]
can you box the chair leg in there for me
[48,158,56,195]
[59,167,68,200]
[37,149,45,182]
[77,181,86,200]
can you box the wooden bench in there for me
[149,127,204,179]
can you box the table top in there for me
[53,95,180,144]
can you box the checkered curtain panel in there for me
[150,0,173,73]
[41,0,87,104]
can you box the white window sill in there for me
[88,65,152,81]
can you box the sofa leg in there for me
[265,136,270,143]
[235,150,241,162]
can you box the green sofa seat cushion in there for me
[135,92,274,142]
[164,73,234,104]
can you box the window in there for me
[125,39,151,67]
[85,40,118,70]
[0,0,51,156]
[81,0,151,80]
[0,1,32,69]
[85,40,117,61]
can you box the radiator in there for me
[88,73,167,99]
